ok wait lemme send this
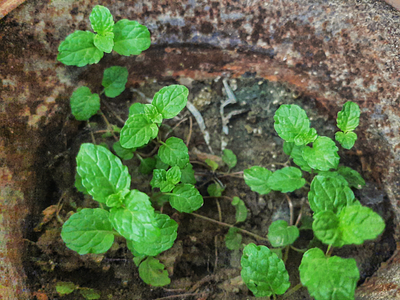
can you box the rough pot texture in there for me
[1,0,400,298]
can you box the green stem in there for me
[290,245,307,253]
[326,245,333,257]
[190,213,269,242]
[283,283,303,298]
[283,245,290,263]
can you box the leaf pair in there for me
[62,144,161,254]
[309,172,384,246]
[57,5,150,66]
[335,101,360,149]
[120,85,189,149]
[244,166,305,195]
[70,66,128,120]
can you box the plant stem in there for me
[290,245,307,253]
[326,245,333,257]
[190,213,269,242]
[186,116,193,146]
[283,283,303,298]
[101,99,125,125]
[100,110,118,141]
[283,245,290,263]
[285,194,294,226]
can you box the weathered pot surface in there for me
[1,0,400,299]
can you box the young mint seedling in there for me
[57,5,150,66]
[241,101,385,299]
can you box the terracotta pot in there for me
[1,0,400,299]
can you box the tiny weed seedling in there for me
[55,5,385,298]
[241,101,385,299]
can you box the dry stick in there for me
[190,213,269,242]
[285,194,294,226]
[101,99,125,125]
[188,275,215,293]
[215,198,222,222]
[294,198,305,227]
[186,116,193,147]
[165,117,189,139]
[214,236,219,271]
[87,121,96,144]
[100,110,118,141]
[155,292,202,300]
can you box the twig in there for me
[186,116,193,147]
[100,110,118,141]
[285,194,294,226]
[189,275,215,293]
[215,198,222,222]
[186,100,213,153]
[101,100,125,125]
[190,213,269,242]
[214,236,219,271]
[155,292,201,300]
[294,198,305,227]
[165,117,188,139]
[87,121,96,144]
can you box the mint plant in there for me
[57,5,150,67]
[241,101,385,299]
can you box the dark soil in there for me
[24,76,396,300]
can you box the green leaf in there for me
[57,31,104,67]
[110,190,160,242]
[225,227,242,250]
[170,184,203,213]
[61,208,115,255]
[207,183,225,197]
[93,32,114,53]
[313,206,385,247]
[274,104,317,145]
[180,163,196,184]
[338,205,385,246]
[241,243,290,297]
[70,87,100,121]
[139,257,170,287]
[79,288,101,300]
[205,159,218,171]
[337,166,365,189]
[335,131,357,149]
[56,281,76,295]
[152,85,189,119]
[283,141,295,155]
[120,114,159,149]
[113,19,151,56]
[151,169,167,189]
[303,136,340,171]
[288,143,312,172]
[337,101,360,132]
[127,213,178,256]
[231,197,248,223]
[158,137,189,168]
[106,189,129,208]
[143,104,162,124]
[89,5,114,35]
[167,166,181,185]
[76,143,131,203]
[139,157,156,175]
[267,167,305,193]
[74,172,88,194]
[151,167,180,192]
[299,248,359,300]
[129,102,145,116]
[112,141,135,160]
[102,66,128,98]
[155,154,169,170]
[222,149,237,169]
[267,220,299,247]
[308,174,356,214]
[243,166,272,195]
